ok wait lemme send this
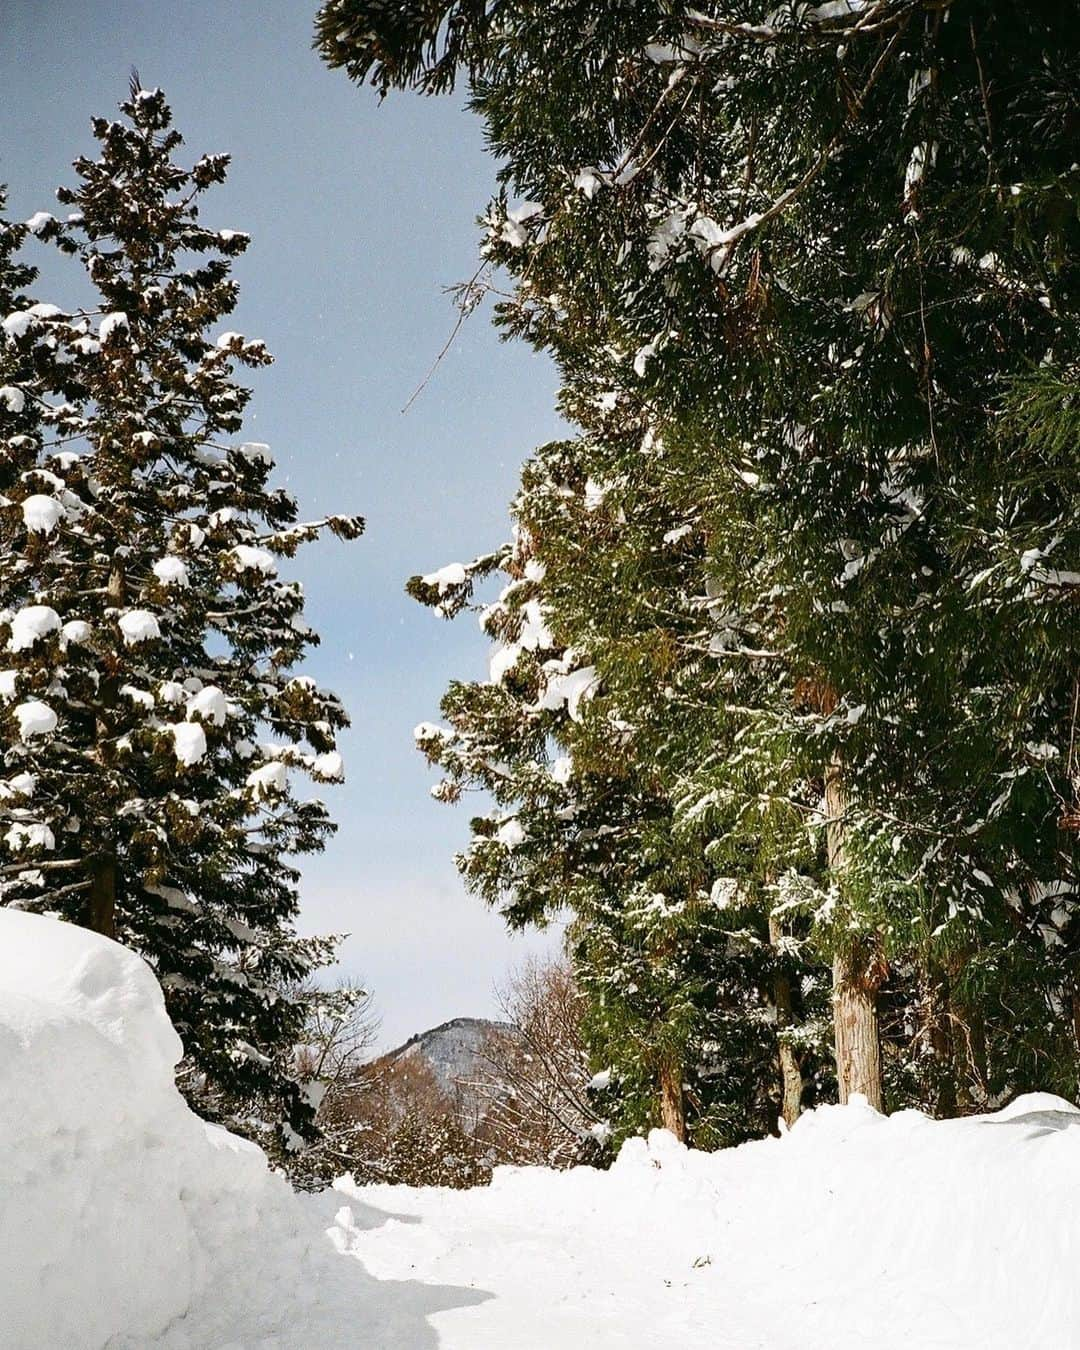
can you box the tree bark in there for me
[83,560,123,942]
[832,947,883,1108]
[924,950,985,1115]
[925,968,958,1118]
[825,759,884,1110]
[963,992,988,1111]
[769,912,804,1128]
[658,1056,686,1141]
[87,854,117,939]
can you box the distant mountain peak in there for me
[378,1016,520,1116]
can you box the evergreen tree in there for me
[410,436,830,1144]
[0,196,42,440]
[322,1,1080,1119]
[0,86,362,1145]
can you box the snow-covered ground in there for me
[3,910,1080,1349]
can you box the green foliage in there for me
[324,3,1080,1126]
[0,88,362,1146]
[406,441,830,1141]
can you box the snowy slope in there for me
[4,909,1080,1349]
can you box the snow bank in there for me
[0,911,314,1350]
[0,912,491,1350]
[4,907,1080,1349]
[337,1094,1080,1350]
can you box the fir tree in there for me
[0,86,363,1145]
[0,195,41,435]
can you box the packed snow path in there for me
[3,911,1080,1349]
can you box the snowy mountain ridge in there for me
[379,1016,519,1113]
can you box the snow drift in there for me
[3,908,1080,1349]
[0,909,313,1349]
[0,910,487,1350]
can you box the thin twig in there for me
[401,260,491,413]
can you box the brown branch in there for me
[969,18,994,165]
[401,259,491,414]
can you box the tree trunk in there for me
[922,963,957,1117]
[926,950,985,1115]
[832,947,883,1108]
[964,998,988,1111]
[769,913,804,1128]
[658,1056,686,1141]
[87,854,117,939]
[84,560,123,942]
[825,759,884,1110]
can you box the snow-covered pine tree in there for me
[0,85,363,1145]
[323,1,1080,1115]
[507,405,837,1132]
[325,0,871,1121]
[0,195,83,505]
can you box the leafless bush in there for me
[476,957,599,1168]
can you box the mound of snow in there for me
[118,609,160,644]
[0,912,302,1348]
[13,699,57,739]
[8,604,61,652]
[152,556,189,588]
[20,495,64,535]
[0,911,494,1350]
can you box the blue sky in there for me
[2,0,565,1047]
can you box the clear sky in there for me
[2,0,566,1048]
